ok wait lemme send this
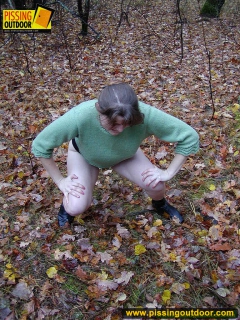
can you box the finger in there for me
[64,192,69,204]
[142,172,153,182]
[70,174,79,180]
[70,186,85,195]
[145,177,156,187]
[71,183,85,192]
[141,168,152,176]
[69,190,80,198]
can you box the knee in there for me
[63,197,91,216]
[144,181,165,193]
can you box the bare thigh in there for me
[63,141,99,215]
[113,148,165,199]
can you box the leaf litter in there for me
[0,0,240,319]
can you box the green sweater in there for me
[32,100,199,168]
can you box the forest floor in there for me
[0,1,240,319]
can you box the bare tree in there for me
[200,0,225,18]
[77,0,90,35]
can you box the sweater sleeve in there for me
[143,103,199,156]
[32,107,79,158]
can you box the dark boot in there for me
[58,204,74,227]
[152,198,184,223]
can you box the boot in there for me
[58,204,74,227]
[152,198,184,223]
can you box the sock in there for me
[152,198,165,207]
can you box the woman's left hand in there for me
[141,167,171,188]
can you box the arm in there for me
[39,157,85,202]
[141,153,187,188]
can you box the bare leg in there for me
[63,141,99,216]
[113,148,165,200]
[113,148,184,222]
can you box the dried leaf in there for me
[11,281,33,300]
[162,290,171,304]
[116,224,130,239]
[115,292,127,302]
[216,287,230,297]
[114,271,134,285]
[134,244,146,255]
[96,280,118,290]
[46,266,58,279]
[97,251,113,264]
[210,243,231,251]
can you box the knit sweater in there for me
[32,100,199,168]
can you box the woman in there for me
[32,83,199,227]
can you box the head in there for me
[96,83,144,135]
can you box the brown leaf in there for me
[75,266,88,280]
[11,281,33,300]
[210,243,231,251]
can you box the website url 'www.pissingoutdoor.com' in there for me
[122,308,238,319]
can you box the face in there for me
[100,115,129,135]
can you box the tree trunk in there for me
[13,0,26,9]
[200,0,225,18]
[77,0,90,36]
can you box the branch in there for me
[198,0,216,119]
[176,0,184,62]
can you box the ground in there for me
[0,1,239,319]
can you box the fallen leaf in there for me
[46,266,58,279]
[116,224,130,238]
[134,244,146,255]
[216,287,230,297]
[114,271,134,285]
[11,281,33,300]
[96,280,118,290]
[210,243,231,251]
[115,292,127,302]
[97,251,113,264]
[162,289,171,304]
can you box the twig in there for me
[197,0,216,119]
[16,34,32,74]
[59,22,73,70]
[20,144,35,174]
[176,0,184,62]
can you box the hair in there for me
[98,83,144,126]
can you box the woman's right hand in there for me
[57,174,85,203]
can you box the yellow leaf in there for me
[75,216,85,225]
[233,189,240,199]
[153,219,163,227]
[46,266,58,278]
[162,290,171,304]
[198,230,208,237]
[209,184,216,191]
[231,103,240,113]
[134,244,146,255]
[169,252,177,261]
[183,282,190,289]
[234,150,239,156]
[18,171,24,179]
[99,271,108,280]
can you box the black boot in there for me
[58,204,74,227]
[152,198,184,223]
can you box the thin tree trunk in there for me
[77,0,90,36]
